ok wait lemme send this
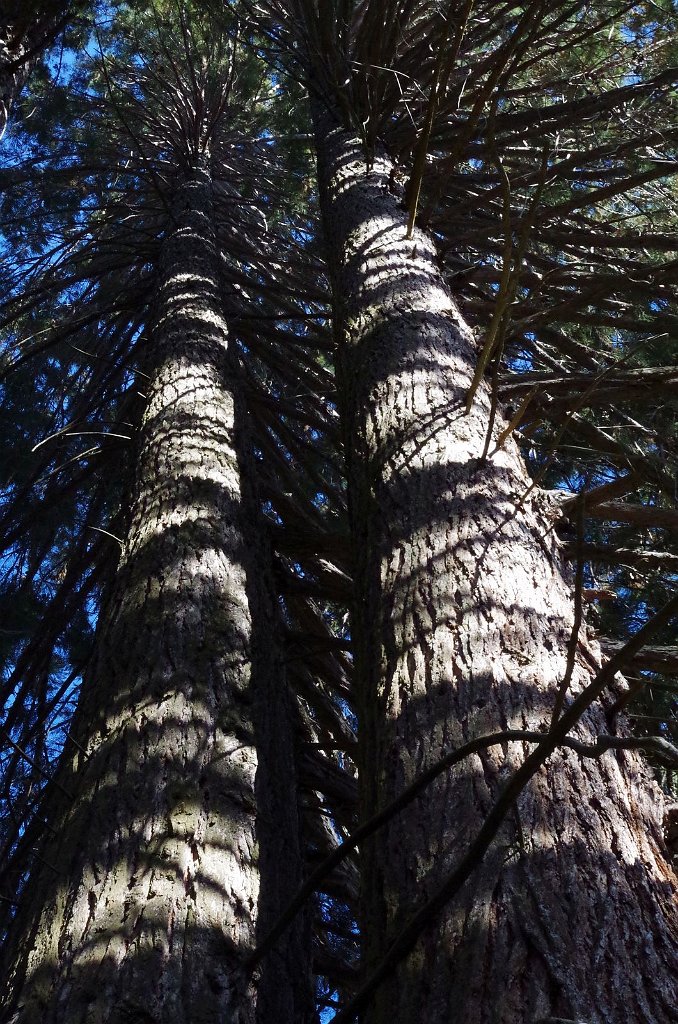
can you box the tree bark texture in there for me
[0,164,307,1024]
[314,120,678,1024]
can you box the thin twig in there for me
[0,728,73,801]
[405,1,474,238]
[550,490,585,729]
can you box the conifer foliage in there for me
[0,2,677,1022]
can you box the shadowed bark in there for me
[314,114,678,1024]
[0,162,309,1024]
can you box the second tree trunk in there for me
[315,120,678,1024]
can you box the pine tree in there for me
[312,89,677,1024]
[252,2,678,1021]
[1,2,678,1023]
[0,6,313,1021]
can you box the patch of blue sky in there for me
[335,696,356,732]
[505,330,535,373]
[46,45,79,88]
[261,499,282,523]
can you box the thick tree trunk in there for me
[0,164,308,1023]
[314,119,678,1024]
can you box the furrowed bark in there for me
[314,116,678,1024]
[0,163,308,1023]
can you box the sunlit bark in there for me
[315,116,678,1024]
[0,162,308,1024]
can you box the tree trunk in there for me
[0,163,308,1024]
[314,118,678,1024]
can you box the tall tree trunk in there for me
[0,163,308,1024]
[314,117,678,1024]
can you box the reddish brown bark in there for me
[315,119,678,1024]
